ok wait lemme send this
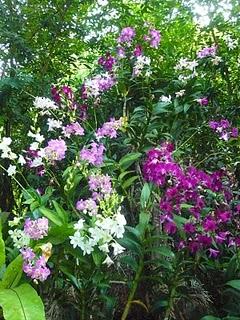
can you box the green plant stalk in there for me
[0,164,27,192]
[80,288,85,320]
[121,255,144,320]
[173,129,200,154]
[164,286,176,320]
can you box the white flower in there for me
[47,118,62,132]
[27,131,35,138]
[103,255,114,266]
[96,217,114,231]
[0,137,12,150]
[38,148,46,158]
[0,137,14,159]
[136,56,151,66]
[111,212,126,238]
[28,131,44,143]
[9,217,22,227]
[18,155,26,165]
[8,151,17,160]
[34,133,45,143]
[81,239,95,255]
[70,231,95,255]
[69,231,84,249]
[111,242,125,256]
[176,89,185,97]
[145,70,152,77]
[74,219,85,231]
[212,56,222,65]
[99,243,110,253]
[175,58,198,71]
[33,97,58,112]
[9,229,30,248]
[29,142,39,151]
[223,34,238,50]
[188,60,198,70]
[160,95,172,103]
[97,0,108,6]
[89,226,111,243]
[30,157,43,168]
[7,165,16,176]
[115,210,126,226]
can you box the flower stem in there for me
[80,288,85,320]
[121,255,144,320]
[0,164,26,191]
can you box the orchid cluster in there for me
[62,122,85,138]
[51,26,161,110]
[197,45,217,59]
[143,28,161,48]
[118,27,136,44]
[95,117,123,140]
[24,217,49,240]
[132,55,151,77]
[0,93,124,178]
[33,97,58,115]
[21,247,51,282]
[80,142,105,166]
[44,139,67,162]
[82,73,116,98]
[98,52,116,71]
[174,58,199,81]
[9,217,51,281]
[143,142,240,258]
[209,119,238,141]
[223,34,238,50]
[115,26,161,78]
[175,44,222,82]
[70,172,126,265]
[3,98,125,279]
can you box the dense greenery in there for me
[0,0,240,319]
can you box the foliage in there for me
[0,0,240,320]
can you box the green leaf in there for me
[140,183,151,208]
[0,212,10,225]
[226,280,240,290]
[146,246,175,258]
[180,203,193,209]
[52,201,68,224]
[153,102,170,114]
[124,226,141,241]
[122,176,139,189]
[38,207,62,226]
[119,152,142,171]
[120,256,138,272]
[0,221,5,268]
[118,237,141,255]
[118,170,135,181]
[92,249,104,267]
[0,255,23,289]
[173,214,188,228]
[60,265,80,289]
[184,103,190,113]
[136,211,150,236]
[157,246,175,258]
[46,224,74,245]
[0,283,45,320]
